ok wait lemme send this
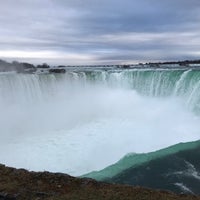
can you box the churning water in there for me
[0,68,200,175]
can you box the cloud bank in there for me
[0,0,200,64]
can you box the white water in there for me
[0,72,200,176]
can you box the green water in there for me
[70,69,200,112]
[83,140,200,181]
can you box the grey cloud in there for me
[0,0,200,64]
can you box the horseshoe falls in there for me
[0,68,200,182]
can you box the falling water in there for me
[0,68,200,175]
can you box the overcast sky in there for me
[0,0,200,65]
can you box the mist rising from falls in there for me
[0,69,200,175]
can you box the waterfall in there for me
[0,68,200,176]
[1,69,200,111]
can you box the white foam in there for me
[174,183,194,194]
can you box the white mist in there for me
[0,72,200,176]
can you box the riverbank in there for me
[0,164,200,200]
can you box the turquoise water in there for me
[1,68,199,111]
[83,140,200,180]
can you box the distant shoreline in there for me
[1,59,200,74]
